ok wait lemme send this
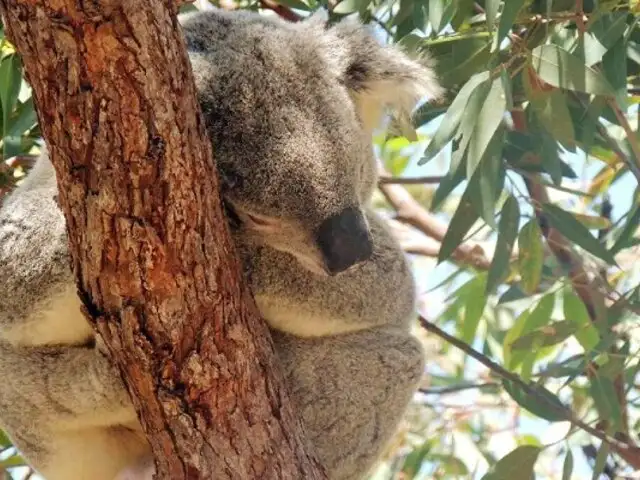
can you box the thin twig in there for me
[419,382,499,395]
[378,175,444,185]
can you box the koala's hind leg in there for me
[272,327,425,480]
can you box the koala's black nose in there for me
[315,207,373,275]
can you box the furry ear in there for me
[320,18,443,132]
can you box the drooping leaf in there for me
[431,161,465,211]
[0,53,22,137]
[481,444,542,479]
[401,440,432,478]
[591,441,610,480]
[461,273,488,343]
[563,290,600,350]
[486,195,519,293]
[465,71,507,178]
[503,379,568,422]
[494,0,526,51]
[562,450,574,480]
[5,97,37,138]
[523,68,576,150]
[504,293,555,369]
[476,128,505,227]
[484,0,499,33]
[420,71,491,164]
[0,454,25,468]
[518,219,544,294]
[530,44,615,96]
[430,454,469,475]
[510,320,579,350]
[438,177,481,263]
[602,36,628,110]
[590,372,623,431]
[611,203,640,254]
[589,11,629,49]
[542,203,617,265]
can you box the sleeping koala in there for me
[0,8,441,480]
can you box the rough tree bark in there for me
[0,1,327,479]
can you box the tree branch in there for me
[0,1,325,478]
[377,164,492,269]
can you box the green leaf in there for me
[530,44,615,96]
[465,72,507,178]
[589,11,629,49]
[510,320,579,350]
[0,454,25,468]
[482,445,542,479]
[0,53,22,136]
[524,75,576,150]
[0,430,12,449]
[504,293,555,369]
[484,0,499,32]
[476,128,505,227]
[602,37,628,110]
[611,203,640,254]
[494,0,526,51]
[542,203,617,265]
[573,32,608,67]
[572,213,610,230]
[562,450,574,480]
[518,219,544,294]
[461,273,488,343]
[401,440,432,478]
[563,290,600,350]
[591,441,610,480]
[428,0,456,34]
[590,373,623,430]
[502,380,567,422]
[487,195,519,293]
[430,454,469,475]
[438,178,481,263]
[5,97,37,138]
[431,161,465,211]
[420,71,491,164]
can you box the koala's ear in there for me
[320,18,443,131]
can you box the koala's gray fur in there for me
[0,8,441,480]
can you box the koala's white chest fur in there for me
[1,283,92,347]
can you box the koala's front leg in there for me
[272,326,425,480]
[0,341,137,430]
[0,341,149,480]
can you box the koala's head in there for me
[180,9,441,276]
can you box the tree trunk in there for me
[0,1,326,479]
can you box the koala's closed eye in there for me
[220,171,243,190]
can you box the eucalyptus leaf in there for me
[530,44,615,96]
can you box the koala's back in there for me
[0,154,93,348]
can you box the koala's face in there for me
[181,10,441,276]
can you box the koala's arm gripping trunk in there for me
[0,1,326,479]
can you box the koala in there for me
[0,8,441,480]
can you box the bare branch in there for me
[377,164,492,269]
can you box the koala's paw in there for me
[114,456,155,480]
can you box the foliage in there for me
[1,0,640,479]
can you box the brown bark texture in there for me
[0,1,326,479]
